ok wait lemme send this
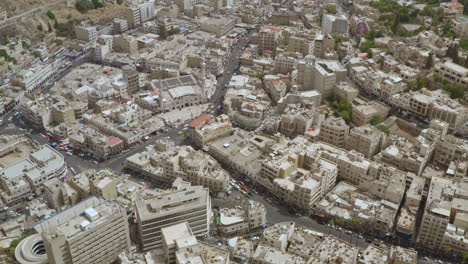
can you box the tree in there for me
[117,0,124,4]
[46,10,56,20]
[434,74,442,82]
[32,51,41,58]
[340,110,352,123]
[370,115,383,125]
[48,22,53,33]
[256,72,265,80]
[37,24,43,31]
[446,43,460,64]
[425,52,433,69]
[377,57,384,65]
[376,124,390,134]
[325,6,337,14]
[417,77,427,89]
[159,25,167,39]
[75,0,96,13]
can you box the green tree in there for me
[434,74,441,82]
[92,0,105,8]
[425,52,433,69]
[37,24,43,31]
[461,38,468,51]
[377,57,384,65]
[370,115,383,125]
[337,99,352,112]
[446,43,460,64]
[75,0,95,13]
[417,77,427,89]
[360,40,376,57]
[256,72,265,80]
[46,10,56,20]
[325,6,337,14]
[340,110,352,123]
[117,0,124,4]
[168,26,180,36]
[159,25,167,39]
[376,124,390,134]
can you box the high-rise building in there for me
[122,64,139,94]
[135,183,211,251]
[37,197,130,264]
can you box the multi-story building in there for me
[319,116,349,148]
[434,60,468,87]
[334,81,359,102]
[322,14,348,35]
[417,177,468,254]
[287,36,312,56]
[0,135,67,205]
[51,101,76,126]
[252,26,282,54]
[434,135,468,166]
[199,16,239,37]
[452,15,468,38]
[112,18,128,34]
[440,0,464,19]
[218,201,267,235]
[75,25,97,43]
[14,63,55,93]
[37,197,130,264]
[345,125,386,158]
[125,6,141,29]
[189,114,233,147]
[313,34,335,58]
[139,1,155,23]
[352,101,389,126]
[311,60,347,96]
[113,34,139,54]
[135,183,211,251]
[0,8,7,21]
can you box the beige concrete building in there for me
[112,18,128,34]
[312,60,347,97]
[135,183,211,251]
[200,16,239,37]
[322,14,348,35]
[334,81,359,102]
[352,101,389,126]
[319,116,349,148]
[51,102,76,126]
[113,34,139,54]
[75,25,97,43]
[218,201,266,235]
[434,135,468,166]
[38,197,130,264]
[313,34,335,58]
[125,6,141,29]
[287,36,312,55]
[452,15,468,38]
[345,125,386,158]
[417,177,468,254]
[434,60,468,87]
[252,26,282,54]
[189,114,233,147]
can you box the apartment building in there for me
[278,108,324,138]
[122,64,140,94]
[263,222,295,251]
[135,184,211,251]
[218,201,267,235]
[0,136,67,205]
[0,8,6,21]
[434,135,468,166]
[345,125,386,158]
[434,60,468,86]
[113,34,139,54]
[51,101,76,126]
[313,34,335,58]
[334,81,359,102]
[38,197,130,264]
[440,0,464,19]
[252,26,282,54]
[274,53,297,74]
[311,60,347,96]
[287,36,312,56]
[417,177,468,254]
[112,18,128,34]
[319,116,349,148]
[429,97,467,130]
[189,114,233,147]
[322,14,348,35]
[75,25,97,43]
[125,6,141,29]
[352,101,389,126]
[452,15,468,38]
[14,63,55,93]
[200,16,239,37]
